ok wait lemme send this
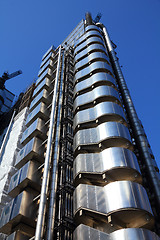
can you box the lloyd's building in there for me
[0,12,160,240]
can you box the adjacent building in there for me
[0,13,160,240]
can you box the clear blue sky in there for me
[0,0,160,168]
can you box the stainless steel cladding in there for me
[74,72,116,97]
[8,161,41,197]
[73,224,110,240]
[73,225,160,240]
[85,25,101,32]
[26,102,49,127]
[0,189,37,235]
[21,118,47,145]
[74,44,107,63]
[74,62,113,83]
[15,137,44,169]
[38,59,52,77]
[75,52,110,71]
[97,23,160,211]
[73,122,133,153]
[30,89,51,111]
[33,78,52,98]
[41,45,55,61]
[75,30,103,48]
[75,37,104,55]
[73,147,142,186]
[73,102,126,131]
[72,19,159,239]
[109,228,160,240]
[73,182,154,230]
[36,68,52,85]
[73,86,120,113]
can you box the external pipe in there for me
[35,45,62,240]
[0,109,16,160]
[46,50,65,239]
[96,22,160,210]
[85,12,93,26]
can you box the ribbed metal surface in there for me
[74,85,120,113]
[74,122,132,153]
[75,37,104,54]
[73,101,126,131]
[74,72,116,96]
[75,52,110,71]
[85,25,100,32]
[74,182,154,230]
[73,225,160,240]
[75,43,107,63]
[75,30,102,48]
[74,62,113,82]
[110,228,160,240]
[73,224,109,240]
[73,147,142,185]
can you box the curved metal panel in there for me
[73,86,120,112]
[74,62,113,83]
[73,147,142,185]
[73,225,160,240]
[75,52,110,71]
[73,224,110,240]
[75,37,104,54]
[110,228,160,240]
[73,122,132,152]
[73,102,126,130]
[74,72,116,96]
[73,182,154,229]
[85,25,101,32]
[75,30,102,48]
[75,43,107,63]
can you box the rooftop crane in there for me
[94,13,102,23]
[0,70,22,90]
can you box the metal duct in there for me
[35,46,62,240]
[85,12,93,26]
[96,22,160,212]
